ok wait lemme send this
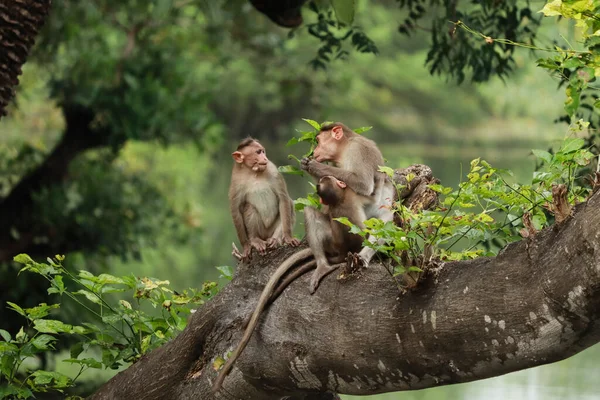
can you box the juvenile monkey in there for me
[300,122,395,269]
[212,176,367,392]
[230,138,300,259]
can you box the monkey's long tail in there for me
[268,259,316,305]
[211,248,313,393]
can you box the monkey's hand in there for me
[300,157,311,171]
[283,235,301,247]
[300,157,320,177]
[250,237,268,255]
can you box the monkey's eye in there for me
[257,149,264,155]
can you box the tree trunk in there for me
[0,0,52,117]
[89,186,600,399]
[0,104,109,263]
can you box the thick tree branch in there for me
[90,180,600,399]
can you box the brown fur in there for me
[301,123,396,267]
[230,138,300,259]
[212,176,366,393]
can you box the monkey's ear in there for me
[336,180,347,189]
[232,151,244,163]
[331,125,344,140]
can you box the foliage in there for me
[0,254,218,399]
[455,1,600,131]
[538,0,600,131]
[34,0,221,150]
[306,0,540,82]
[302,1,379,69]
[0,144,47,199]
[336,134,594,280]
[33,154,189,260]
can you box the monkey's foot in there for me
[309,264,339,294]
[266,237,280,248]
[283,236,301,247]
[250,238,268,255]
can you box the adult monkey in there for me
[300,122,395,276]
[230,138,300,260]
[213,175,367,393]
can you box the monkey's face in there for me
[313,126,344,162]
[316,176,347,205]
[232,142,269,173]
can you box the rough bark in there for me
[0,0,51,117]
[89,177,600,399]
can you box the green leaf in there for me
[333,217,351,226]
[0,385,33,399]
[278,165,304,175]
[73,290,102,305]
[574,149,593,166]
[562,57,584,69]
[561,138,585,153]
[331,0,356,25]
[215,265,234,280]
[536,58,561,70]
[34,319,79,334]
[393,265,407,276]
[301,118,321,130]
[24,303,60,321]
[539,0,563,17]
[354,126,372,134]
[6,302,26,318]
[29,370,72,389]
[97,274,126,285]
[31,334,57,350]
[15,327,26,343]
[0,330,10,343]
[101,314,123,325]
[377,166,395,178]
[13,254,34,265]
[63,357,103,369]
[48,275,66,295]
[584,35,600,49]
[0,341,18,353]
[532,149,553,164]
[286,137,299,146]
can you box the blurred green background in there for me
[1,0,598,398]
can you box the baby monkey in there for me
[229,138,300,260]
[213,175,367,392]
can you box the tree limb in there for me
[89,177,600,399]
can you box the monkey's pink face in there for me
[313,131,339,162]
[233,143,269,172]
